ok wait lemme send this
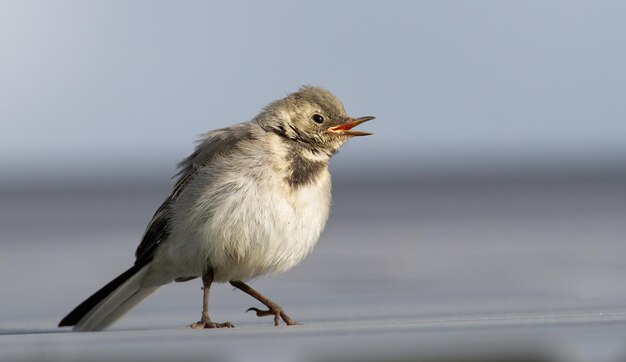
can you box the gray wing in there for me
[134,123,259,264]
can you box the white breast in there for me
[151,144,332,284]
[208,168,331,282]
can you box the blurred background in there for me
[1,1,626,361]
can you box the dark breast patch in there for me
[285,149,328,187]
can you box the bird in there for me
[58,85,375,331]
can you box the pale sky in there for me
[2,1,625,181]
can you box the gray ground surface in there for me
[1,171,626,362]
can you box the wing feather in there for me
[134,123,258,263]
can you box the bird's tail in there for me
[59,260,158,332]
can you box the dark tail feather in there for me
[59,260,149,327]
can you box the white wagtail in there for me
[59,86,374,331]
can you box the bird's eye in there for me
[311,114,325,124]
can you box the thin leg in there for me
[230,281,299,326]
[189,270,234,329]
[199,273,211,323]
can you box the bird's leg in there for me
[190,270,234,329]
[229,281,299,326]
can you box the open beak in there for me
[326,116,375,137]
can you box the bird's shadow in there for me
[0,328,67,336]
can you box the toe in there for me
[189,321,235,329]
[205,321,234,328]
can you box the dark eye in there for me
[311,114,325,124]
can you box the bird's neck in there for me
[284,144,330,188]
[263,131,327,188]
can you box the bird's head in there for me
[261,86,375,156]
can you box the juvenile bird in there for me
[59,86,375,331]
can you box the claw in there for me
[230,281,301,326]
[246,307,279,325]
[246,307,274,317]
[189,321,234,329]
[244,305,299,326]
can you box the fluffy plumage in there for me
[59,86,373,331]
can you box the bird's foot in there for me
[189,320,234,329]
[246,303,299,326]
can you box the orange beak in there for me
[326,116,375,136]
